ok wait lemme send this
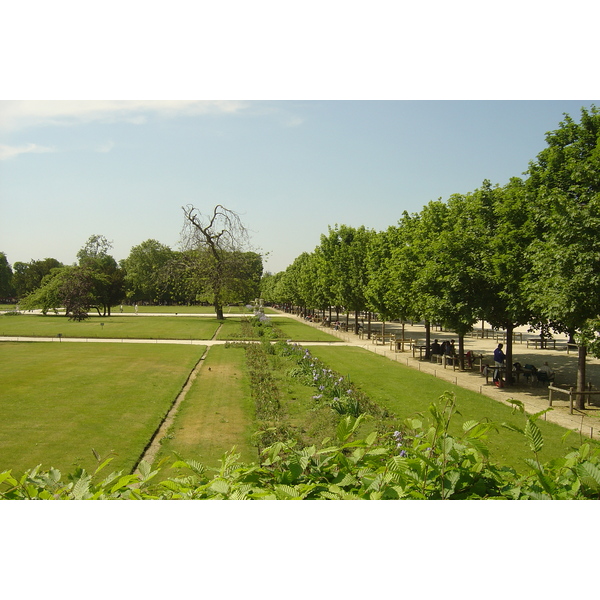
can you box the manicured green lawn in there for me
[0,342,204,475]
[157,345,257,469]
[270,318,340,342]
[109,305,276,314]
[0,314,221,340]
[308,346,584,471]
[212,316,339,342]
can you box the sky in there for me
[1,99,598,274]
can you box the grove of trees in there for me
[5,206,263,320]
[260,106,600,406]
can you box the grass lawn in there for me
[0,342,204,475]
[109,305,277,314]
[270,318,340,342]
[0,314,222,340]
[308,346,585,471]
[212,316,339,342]
[157,345,257,469]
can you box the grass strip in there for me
[0,314,221,340]
[108,305,277,314]
[0,342,204,475]
[307,345,586,471]
[157,345,256,468]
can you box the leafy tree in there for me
[476,178,536,384]
[77,235,125,316]
[21,265,105,320]
[11,258,63,298]
[275,253,312,313]
[319,225,372,334]
[260,271,283,305]
[0,252,15,299]
[365,212,432,347]
[525,106,600,406]
[409,195,488,369]
[121,239,176,304]
[221,251,263,306]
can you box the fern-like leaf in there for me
[525,418,544,454]
[576,462,600,491]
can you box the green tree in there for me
[525,106,600,407]
[223,251,263,306]
[11,258,63,298]
[476,178,536,385]
[259,271,283,305]
[319,225,372,334]
[121,239,176,304]
[411,195,487,369]
[77,235,125,316]
[21,265,105,320]
[0,252,15,299]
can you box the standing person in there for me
[493,343,506,385]
[134,303,138,315]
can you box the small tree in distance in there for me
[181,204,255,319]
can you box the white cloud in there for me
[96,140,115,153]
[285,116,304,128]
[0,143,56,160]
[0,100,250,132]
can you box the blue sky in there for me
[1,100,597,273]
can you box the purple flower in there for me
[399,450,407,458]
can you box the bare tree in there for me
[181,204,253,319]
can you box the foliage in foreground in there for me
[2,394,600,500]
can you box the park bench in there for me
[526,339,557,349]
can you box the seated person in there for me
[431,339,441,355]
[537,362,555,384]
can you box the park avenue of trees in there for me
[1,106,599,407]
[260,106,600,408]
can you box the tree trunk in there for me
[576,345,587,410]
[215,302,224,320]
[354,309,360,335]
[458,334,465,370]
[425,321,431,359]
[505,323,514,386]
